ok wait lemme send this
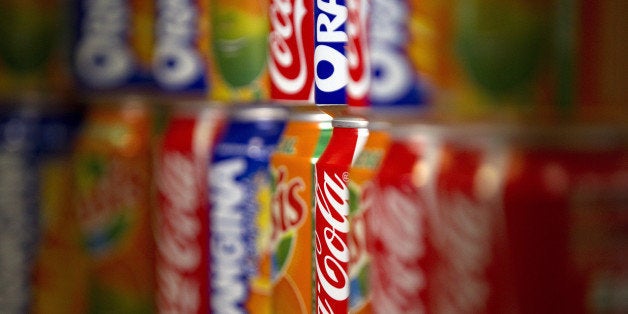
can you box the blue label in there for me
[154,0,208,92]
[209,117,285,313]
[369,0,430,108]
[315,0,349,105]
[73,0,154,90]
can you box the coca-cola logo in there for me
[156,152,203,313]
[268,0,312,96]
[347,0,369,104]
[370,185,426,314]
[315,171,350,312]
[271,166,307,240]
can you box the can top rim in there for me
[229,105,288,121]
[331,116,369,128]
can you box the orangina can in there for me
[73,96,155,313]
[314,116,369,313]
[269,106,332,314]
[348,121,391,314]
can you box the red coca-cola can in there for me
[315,116,369,313]
[370,121,628,313]
[154,102,224,314]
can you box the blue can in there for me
[314,0,348,106]
[0,98,83,313]
[209,105,287,313]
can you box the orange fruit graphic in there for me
[272,275,307,314]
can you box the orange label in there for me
[270,117,331,314]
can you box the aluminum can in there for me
[73,97,155,313]
[30,99,88,314]
[314,116,369,313]
[154,0,211,94]
[367,124,441,313]
[72,0,154,91]
[269,107,332,314]
[314,0,348,107]
[346,0,369,108]
[268,0,315,103]
[369,0,429,109]
[209,0,269,102]
[155,102,224,314]
[348,123,391,314]
[370,121,628,313]
[209,105,287,313]
[0,100,47,313]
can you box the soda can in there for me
[72,0,154,92]
[347,121,391,314]
[314,0,348,109]
[30,99,88,314]
[371,121,628,313]
[153,0,210,94]
[209,105,287,313]
[346,0,369,108]
[0,0,71,97]
[268,0,315,103]
[269,106,332,314]
[367,123,441,313]
[369,0,430,109]
[209,0,270,102]
[154,102,224,314]
[72,96,156,313]
[315,116,369,313]
[0,99,47,313]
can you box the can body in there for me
[73,98,155,313]
[209,106,287,313]
[348,127,390,313]
[155,104,223,314]
[209,0,269,102]
[370,122,628,313]
[369,0,429,109]
[314,0,348,106]
[269,108,332,314]
[72,0,154,91]
[268,0,315,103]
[346,0,369,108]
[31,101,88,314]
[315,117,368,313]
[0,104,43,313]
[154,0,211,94]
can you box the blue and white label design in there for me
[154,0,207,91]
[74,0,152,89]
[315,0,348,105]
[369,0,429,107]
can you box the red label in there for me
[268,0,315,102]
[156,116,212,314]
[346,0,369,107]
[315,126,366,313]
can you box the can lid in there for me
[331,116,369,128]
[228,104,289,121]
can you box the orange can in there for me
[348,122,391,314]
[72,96,155,313]
[270,106,332,314]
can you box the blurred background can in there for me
[347,120,391,314]
[0,0,72,98]
[209,0,270,102]
[153,0,211,95]
[29,97,88,314]
[269,106,331,314]
[209,105,287,313]
[72,96,156,313]
[314,116,368,313]
[155,102,224,314]
[72,0,155,93]
[0,98,51,314]
[367,123,442,313]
